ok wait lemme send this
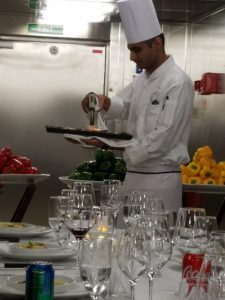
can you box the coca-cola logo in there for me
[183,265,200,278]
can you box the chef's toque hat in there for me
[117,0,162,44]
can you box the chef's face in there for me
[128,38,159,73]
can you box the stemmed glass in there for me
[73,181,97,205]
[99,180,123,233]
[117,227,147,300]
[173,207,206,254]
[80,237,112,300]
[142,215,172,300]
[123,192,145,228]
[48,195,71,245]
[64,193,96,240]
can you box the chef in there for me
[81,0,194,212]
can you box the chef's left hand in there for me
[80,138,105,148]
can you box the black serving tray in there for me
[45,125,133,140]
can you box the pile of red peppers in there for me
[0,146,40,174]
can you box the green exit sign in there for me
[28,24,63,35]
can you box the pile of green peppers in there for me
[69,149,126,181]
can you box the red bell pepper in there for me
[2,158,23,174]
[0,146,12,171]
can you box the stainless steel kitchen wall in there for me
[0,38,108,224]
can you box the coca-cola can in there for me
[182,253,204,278]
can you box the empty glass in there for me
[179,277,209,300]
[117,227,147,300]
[48,196,71,245]
[142,215,172,300]
[73,181,97,205]
[80,237,112,300]
[173,207,206,254]
[99,180,123,233]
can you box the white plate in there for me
[0,273,87,298]
[59,176,102,190]
[0,225,52,238]
[6,274,76,294]
[0,243,76,261]
[0,222,35,232]
[0,174,50,184]
[9,242,62,256]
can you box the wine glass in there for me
[64,193,96,240]
[123,192,145,228]
[142,215,172,300]
[48,196,71,245]
[191,215,211,253]
[73,181,97,205]
[117,227,147,300]
[198,252,225,299]
[173,207,206,254]
[80,237,112,300]
[99,180,123,233]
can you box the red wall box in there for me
[194,72,225,95]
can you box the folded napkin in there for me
[64,134,134,148]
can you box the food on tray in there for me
[0,146,40,174]
[181,145,225,185]
[19,242,47,249]
[54,279,66,286]
[69,149,126,181]
[86,125,102,132]
[0,222,27,228]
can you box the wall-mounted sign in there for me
[28,24,63,35]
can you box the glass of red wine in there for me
[64,193,96,240]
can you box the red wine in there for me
[70,228,89,239]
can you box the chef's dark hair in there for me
[145,33,165,48]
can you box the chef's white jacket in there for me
[103,56,194,212]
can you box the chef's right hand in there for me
[81,93,111,113]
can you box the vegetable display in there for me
[0,146,40,174]
[181,145,225,185]
[69,149,126,181]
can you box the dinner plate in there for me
[0,174,50,184]
[0,225,52,238]
[9,242,62,256]
[0,243,76,261]
[0,273,87,298]
[6,274,76,294]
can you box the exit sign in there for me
[28,24,63,35]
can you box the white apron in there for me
[122,171,182,212]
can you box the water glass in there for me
[80,237,112,300]
[173,207,206,254]
[48,195,71,245]
[179,277,209,300]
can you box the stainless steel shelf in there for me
[183,184,225,194]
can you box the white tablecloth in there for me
[0,231,182,300]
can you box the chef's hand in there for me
[81,93,111,113]
[80,138,105,147]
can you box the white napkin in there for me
[64,134,134,148]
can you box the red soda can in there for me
[182,253,204,278]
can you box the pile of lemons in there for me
[181,145,225,185]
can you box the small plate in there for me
[0,243,76,261]
[0,222,35,231]
[6,274,76,294]
[0,225,52,238]
[9,242,61,256]
[0,174,50,184]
